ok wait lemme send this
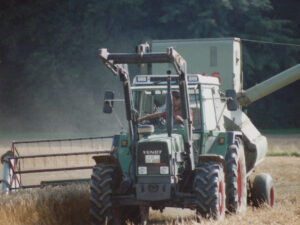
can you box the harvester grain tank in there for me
[88,38,299,224]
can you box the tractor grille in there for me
[137,142,169,175]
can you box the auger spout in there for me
[238,64,300,106]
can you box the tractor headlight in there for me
[160,166,169,175]
[138,166,147,175]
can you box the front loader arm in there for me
[99,47,186,71]
[99,47,193,169]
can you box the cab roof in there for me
[132,74,220,87]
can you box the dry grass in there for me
[149,199,300,225]
[0,184,89,225]
[0,157,299,225]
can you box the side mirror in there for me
[226,90,238,111]
[103,91,114,113]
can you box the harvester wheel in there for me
[90,164,125,225]
[252,173,275,207]
[194,162,226,220]
[225,137,247,213]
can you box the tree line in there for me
[0,0,299,136]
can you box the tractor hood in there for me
[138,133,185,155]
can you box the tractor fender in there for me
[92,155,121,168]
[198,154,225,168]
[227,131,258,174]
[92,135,121,166]
[227,131,243,146]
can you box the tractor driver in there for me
[156,91,183,124]
[138,91,184,124]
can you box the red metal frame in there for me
[6,136,113,191]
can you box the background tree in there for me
[0,0,299,138]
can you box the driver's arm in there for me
[137,111,166,123]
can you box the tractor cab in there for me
[132,74,221,135]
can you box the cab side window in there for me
[189,89,201,129]
[202,87,217,131]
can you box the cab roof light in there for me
[136,76,148,82]
[188,75,199,83]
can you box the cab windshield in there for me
[133,87,201,129]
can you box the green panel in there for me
[118,134,132,174]
[207,132,228,157]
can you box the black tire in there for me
[90,164,125,225]
[252,173,275,207]
[194,162,226,220]
[225,138,247,213]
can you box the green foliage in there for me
[0,0,299,135]
[261,129,300,135]
[267,151,300,157]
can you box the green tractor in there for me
[90,38,300,224]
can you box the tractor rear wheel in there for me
[90,164,125,225]
[252,173,275,207]
[194,162,226,220]
[225,137,247,213]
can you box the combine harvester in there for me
[1,38,300,224]
[1,136,113,192]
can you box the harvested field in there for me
[148,156,300,225]
[0,134,299,225]
[266,134,300,155]
[0,157,299,225]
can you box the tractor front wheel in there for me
[90,164,125,225]
[194,161,226,220]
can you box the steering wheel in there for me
[151,117,166,126]
[138,112,166,126]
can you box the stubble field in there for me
[0,134,299,225]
